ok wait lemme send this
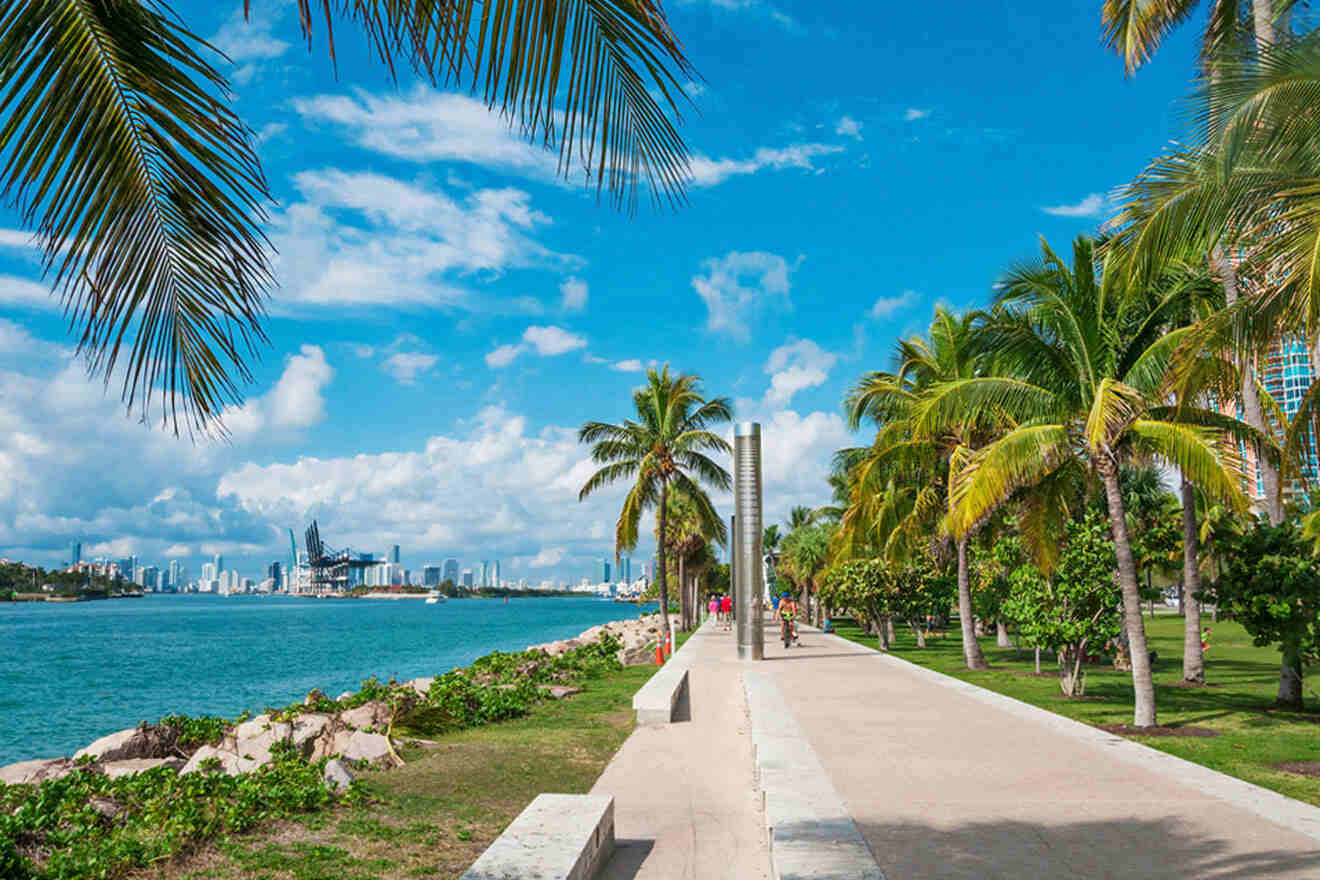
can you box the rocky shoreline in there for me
[0,612,676,791]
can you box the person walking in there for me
[707,594,719,624]
[720,594,733,630]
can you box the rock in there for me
[290,713,333,758]
[323,758,356,792]
[74,725,173,763]
[341,701,391,731]
[100,758,183,779]
[304,688,326,706]
[231,715,293,768]
[0,757,75,785]
[404,677,433,698]
[333,730,395,767]
[335,691,354,702]
[541,686,583,700]
[89,796,124,820]
[180,745,244,776]
[617,644,654,666]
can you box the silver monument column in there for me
[734,422,764,660]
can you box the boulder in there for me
[0,757,75,785]
[89,796,124,820]
[304,689,326,706]
[335,691,354,702]
[341,700,391,731]
[617,644,655,666]
[74,725,173,763]
[404,677,433,698]
[323,758,356,793]
[231,715,293,768]
[333,730,395,767]
[290,713,333,758]
[541,686,583,700]
[180,745,245,776]
[100,758,183,779]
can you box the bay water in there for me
[0,594,653,766]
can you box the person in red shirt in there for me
[720,594,733,630]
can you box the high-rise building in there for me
[213,553,224,576]
[621,556,631,583]
[479,560,490,587]
[597,558,610,584]
[423,565,442,586]
[268,561,282,588]
[70,542,81,566]
[201,562,216,583]
[141,566,159,591]
[1236,338,1320,506]
[493,560,500,587]
[168,560,180,591]
[390,545,401,564]
[443,558,459,585]
[461,568,474,588]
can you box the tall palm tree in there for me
[0,0,696,433]
[658,488,727,631]
[578,365,731,648]
[845,306,996,669]
[919,237,1252,726]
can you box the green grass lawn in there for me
[830,614,1320,807]
[151,635,691,880]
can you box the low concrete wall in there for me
[461,793,615,880]
[743,669,885,880]
[631,619,708,724]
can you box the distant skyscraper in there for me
[423,565,441,586]
[622,556,631,583]
[142,566,159,591]
[443,558,459,585]
[201,562,216,583]
[213,553,223,575]
[70,542,81,566]
[493,560,501,587]
[390,544,400,564]
[461,569,474,588]
[268,561,282,587]
[479,560,490,587]
[597,558,610,584]
[168,560,180,591]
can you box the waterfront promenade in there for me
[592,619,1320,878]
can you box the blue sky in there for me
[0,0,1203,583]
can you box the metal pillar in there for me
[734,422,764,660]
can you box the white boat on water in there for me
[425,590,446,604]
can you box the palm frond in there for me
[1085,378,1147,450]
[1127,419,1250,512]
[947,423,1071,537]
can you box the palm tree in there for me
[0,0,696,433]
[919,236,1252,727]
[658,488,727,631]
[578,365,731,648]
[1102,0,1285,76]
[780,521,831,625]
[845,307,996,669]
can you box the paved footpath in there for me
[593,618,1320,878]
[762,623,1320,880]
[593,619,771,879]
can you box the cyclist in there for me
[777,591,800,646]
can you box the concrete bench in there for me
[461,793,614,880]
[631,619,709,724]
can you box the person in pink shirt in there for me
[708,595,719,623]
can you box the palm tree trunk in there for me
[678,553,688,631]
[1181,478,1205,685]
[996,621,1012,648]
[1253,0,1276,48]
[1215,250,1285,525]
[656,481,672,649]
[1100,464,1158,727]
[956,537,988,669]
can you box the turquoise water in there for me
[0,594,653,766]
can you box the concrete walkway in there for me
[592,620,770,879]
[593,618,1320,878]
[762,622,1320,879]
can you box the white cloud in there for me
[293,87,558,179]
[870,290,918,319]
[835,116,863,140]
[689,144,844,187]
[0,275,56,310]
[350,344,375,359]
[269,169,562,310]
[486,343,524,369]
[530,547,567,567]
[904,108,930,121]
[255,122,288,145]
[763,339,837,407]
[560,277,588,311]
[1042,193,1108,217]
[485,325,587,368]
[523,325,587,355]
[0,319,43,354]
[611,359,645,372]
[381,352,438,385]
[692,251,794,340]
[210,7,290,84]
[223,345,334,439]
